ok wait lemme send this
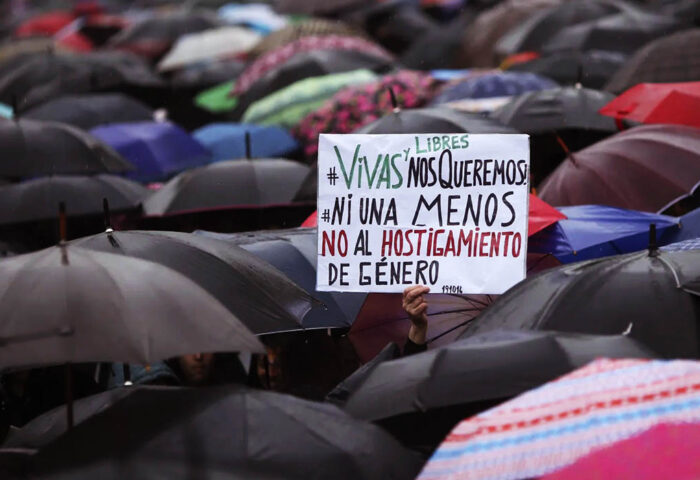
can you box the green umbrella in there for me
[241,68,377,128]
[195,80,238,113]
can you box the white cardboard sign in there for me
[316,134,530,294]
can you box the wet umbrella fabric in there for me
[0,118,132,177]
[605,29,700,94]
[143,159,310,216]
[429,72,557,105]
[193,123,299,163]
[599,82,700,129]
[22,93,153,130]
[17,385,422,480]
[528,205,680,263]
[168,59,245,91]
[457,248,700,358]
[0,245,263,370]
[419,358,700,480]
[71,230,315,335]
[0,174,147,225]
[538,125,700,213]
[342,330,653,422]
[90,122,211,183]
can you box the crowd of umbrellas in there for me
[1,0,700,478]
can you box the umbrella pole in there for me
[65,363,74,429]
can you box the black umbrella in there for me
[605,28,700,94]
[541,7,684,56]
[71,230,316,335]
[400,14,472,70]
[356,107,518,134]
[490,85,616,184]
[0,245,263,371]
[0,175,146,225]
[458,244,700,359]
[495,0,624,57]
[507,50,626,89]
[168,59,245,91]
[0,119,133,177]
[21,93,154,130]
[143,158,311,216]
[19,385,422,480]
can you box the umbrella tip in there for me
[648,223,659,256]
[58,201,67,244]
[245,131,252,159]
[103,197,113,233]
[387,86,400,112]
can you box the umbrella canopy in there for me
[457,247,700,358]
[660,208,700,245]
[242,69,377,128]
[107,11,223,61]
[168,59,245,91]
[429,71,557,105]
[0,245,263,370]
[217,3,288,34]
[543,422,700,480]
[14,10,75,37]
[276,0,371,15]
[400,14,471,70]
[0,118,132,177]
[528,205,680,263]
[195,79,238,113]
[193,123,299,163]
[538,124,700,213]
[22,93,153,130]
[71,230,315,335]
[599,82,700,129]
[419,358,700,480]
[542,7,683,56]
[143,158,310,216]
[507,50,626,89]
[293,70,439,160]
[15,385,422,480]
[495,0,624,57]
[90,121,211,183]
[0,174,147,225]
[197,227,366,330]
[157,26,261,72]
[343,330,653,422]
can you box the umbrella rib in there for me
[656,253,681,288]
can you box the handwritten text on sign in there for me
[316,134,530,293]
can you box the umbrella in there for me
[605,29,700,94]
[457,0,564,68]
[0,118,132,177]
[419,358,700,480]
[293,70,439,160]
[197,227,366,330]
[107,11,223,61]
[275,0,372,15]
[542,8,683,56]
[217,3,288,34]
[543,422,700,480]
[14,385,422,480]
[242,69,377,128]
[538,124,700,213]
[495,1,625,57]
[0,103,12,118]
[456,246,700,358]
[90,121,211,183]
[0,174,147,226]
[14,10,75,37]
[528,205,680,263]
[193,123,299,163]
[507,50,626,89]
[432,71,557,102]
[22,93,153,130]
[143,158,310,216]
[195,79,238,113]
[168,59,244,91]
[157,26,261,72]
[660,208,700,244]
[599,82,700,129]
[400,14,471,70]
[71,230,316,335]
[355,107,518,134]
[0,245,263,370]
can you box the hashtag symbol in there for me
[326,167,339,185]
[320,209,331,223]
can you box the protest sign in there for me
[316,134,530,294]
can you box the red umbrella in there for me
[539,124,700,213]
[15,11,75,38]
[600,82,700,129]
[542,422,700,480]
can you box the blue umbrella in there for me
[528,205,680,263]
[192,123,299,163]
[660,207,700,245]
[661,237,700,252]
[430,71,558,105]
[90,122,211,183]
[0,102,13,119]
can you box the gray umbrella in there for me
[356,107,518,134]
[0,245,263,371]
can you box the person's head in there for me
[177,353,215,386]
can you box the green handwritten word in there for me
[415,135,469,154]
[334,144,404,189]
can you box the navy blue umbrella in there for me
[528,205,680,263]
[193,123,299,163]
[660,207,700,245]
[430,71,557,105]
[90,122,211,183]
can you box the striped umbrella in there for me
[419,358,700,480]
